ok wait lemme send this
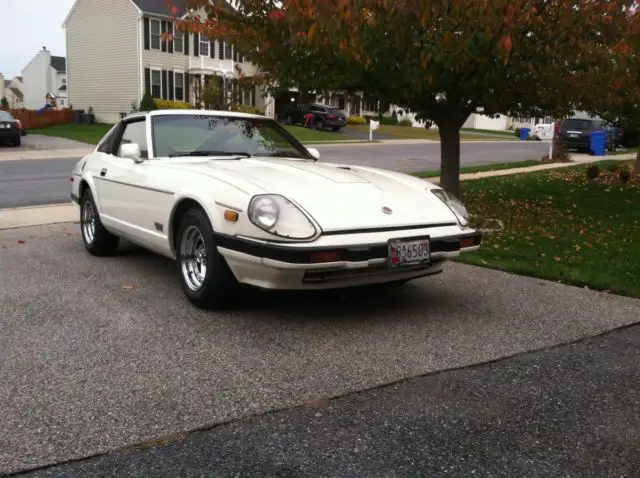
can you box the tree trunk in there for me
[636,130,640,175]
[437,120,462,198]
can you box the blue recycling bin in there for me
[590,130,606,156]
[519,127,530,141]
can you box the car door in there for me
[96,117,169,241]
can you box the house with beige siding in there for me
[63,0,265,124]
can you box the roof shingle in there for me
[51,56,66,73]
[130,0,187,16]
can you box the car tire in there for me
[314,119,324,130]
[176,206,238,310]
[14,134,21,147]
[80,188,120,256]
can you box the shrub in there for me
[619,169,631,183]
[398,118,412,127]
[139,91,157,111]
[155,99,191,109]
[0,97,8,109]
[514,127,521,138]
[586,165,600,180]
[228,104,266,115]
[347,115,367,125]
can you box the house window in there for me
[200,35,209,57]
[61,78,67,84]
[150,19,161,50]
[242,87,253,106]
[151,69,161,98]
[225,42,233,60]
[173,25,184,53]
[174,72,185,101]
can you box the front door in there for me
[97,117,171,243]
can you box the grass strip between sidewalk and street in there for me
[28,123,360,145]
[456,159,640,299]
[413,159,542,178]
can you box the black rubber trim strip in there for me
[214,232,475,264]
[321,222,458,236]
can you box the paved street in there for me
[20,324,640,477]
[1,223,639,475]
[0,138,549,208]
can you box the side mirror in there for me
[120,143,143,162]
[307,147,320,160]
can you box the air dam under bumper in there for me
[215,226,482,290]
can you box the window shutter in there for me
[184,32,190,56]
[193,33,199,56]
[168,72,174,101]
[210,40,215,58]
[168,22,174,53]
[161,21,167,52]
[143,17,150,50]
[184,73,190,103]
[219,40,224,59]
[162,70,168,99]
[233,48,238,63]
[144,68,150,95]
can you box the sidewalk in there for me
[426,152,636,184]
[0,147,94,161]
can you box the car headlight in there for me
[431,189,470,226]
[248,194,317,239]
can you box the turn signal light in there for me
[310,251,340,263]
[460,237,477,248]
[224,210,239,222]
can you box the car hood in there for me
[162,157,459,232]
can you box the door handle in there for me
[100,168,107,177]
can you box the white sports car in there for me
[70,109,482,309]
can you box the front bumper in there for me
[216,225,482,290]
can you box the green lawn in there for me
[348,124,516,141]
[29,123,113,144]
[28,123,356,145]
[413,159,543,178]
[457,160,640,298]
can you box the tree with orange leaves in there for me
[170,0,638,196]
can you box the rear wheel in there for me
[315,119,324,130]
[176,206,238,310]
[80,188,120,256]
[14,133,21,147]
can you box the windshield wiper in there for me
[251,152,305,158]
[169,150,252,158]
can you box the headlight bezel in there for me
[247,193,319,241]
[431,188,470,227]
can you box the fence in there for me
[2,108,73,129]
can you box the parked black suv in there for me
[558,118,617,152]
[283,103,346,132]
[0,110,21,147]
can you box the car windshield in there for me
[0,111,14,121]
[151,114,313,159]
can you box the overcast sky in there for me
[0,0,76,78]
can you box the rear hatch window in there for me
[561,119,593,132]
[328,108,345,119]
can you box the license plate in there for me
[568,133,578,138]
[389,237,431,267]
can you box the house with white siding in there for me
[21,47,67,110]
[63,0,264,124]
[0,74,25,109]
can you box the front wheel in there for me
[176,206,238,310]
[80,188,120,256]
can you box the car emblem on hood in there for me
[381,206,393,214]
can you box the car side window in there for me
[116,120,148,158]
[97,131,114,153]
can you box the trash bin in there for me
[519,127,530,141]
[590,130,607,156]
[74,109,85,123]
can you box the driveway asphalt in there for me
[1,223,639,475]
[0,134,90,153]
[0,140,549,208]
[19,324,640,477]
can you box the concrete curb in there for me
[0,148,93,161]
[0,203,78,230]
